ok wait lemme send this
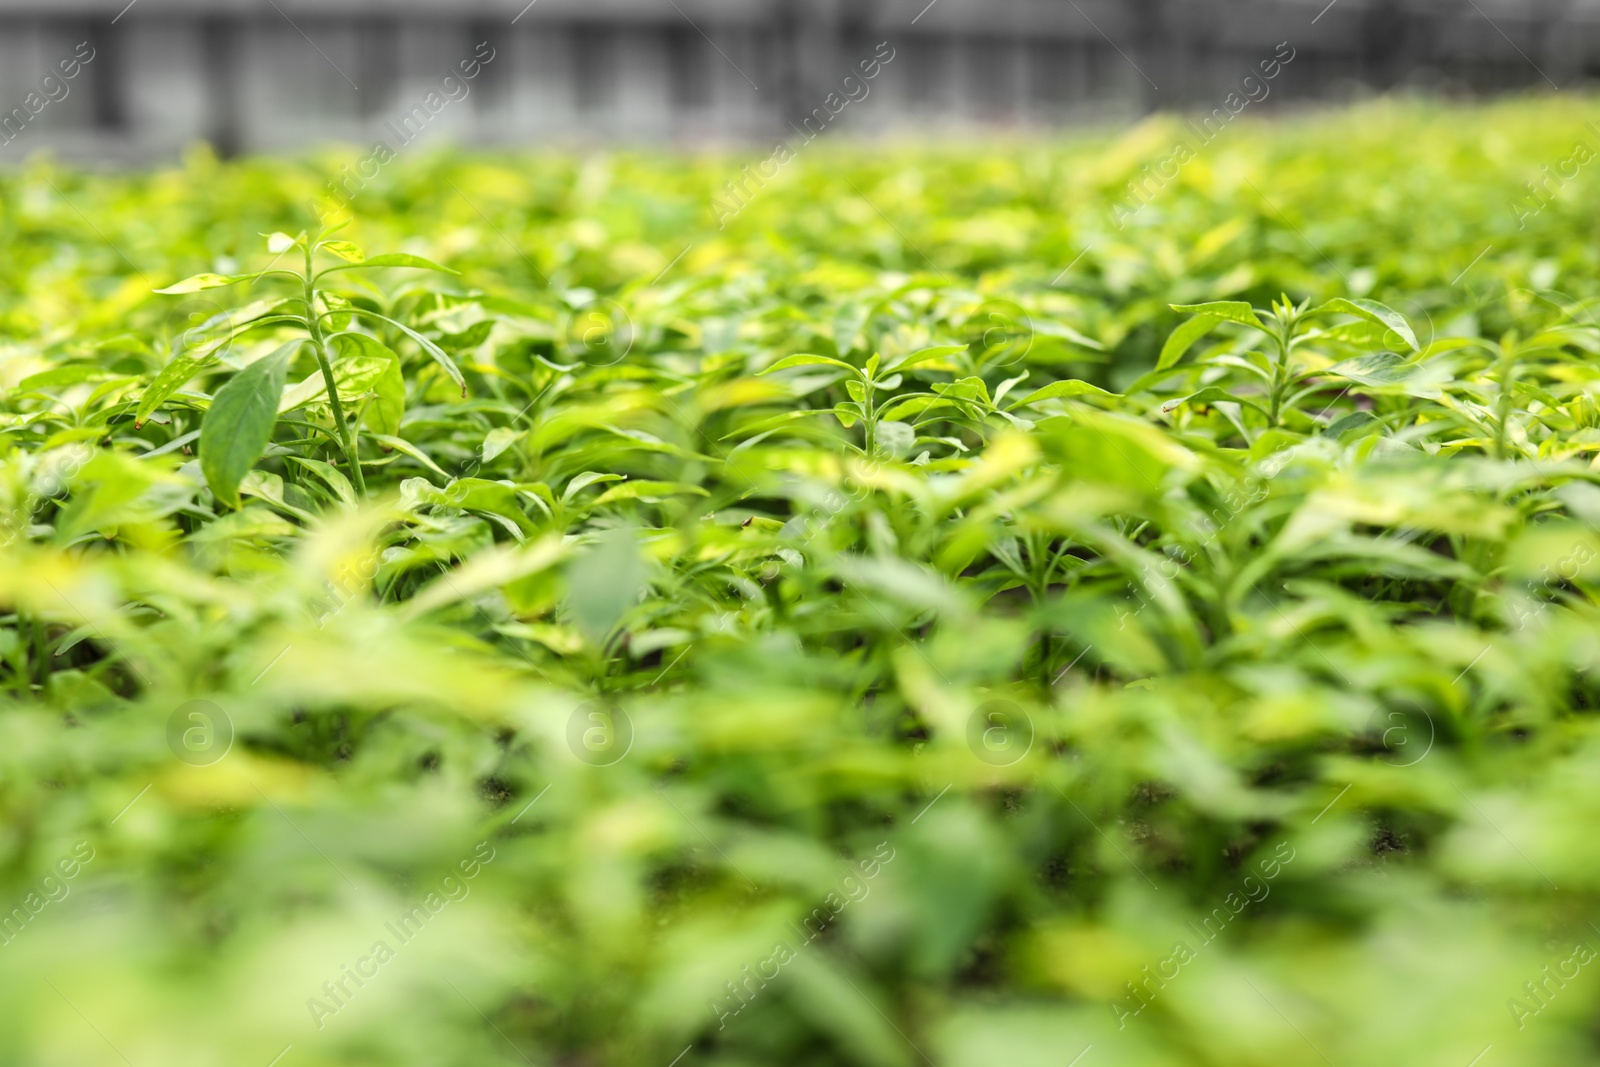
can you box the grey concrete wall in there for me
[0,0,1594,162]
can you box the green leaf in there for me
[1009,379,1123,409]
[884,345,966,373]
[200,343,297,509]
[1157,314,1222,370]
[1323,351,1448,398]
[349,310,467,397]
[320,240,365,263]
[878,420,916,456]
[417,478,539,536]
[1160,386,1271,419]
[367,433,451,478]
[53,451,205,543]
[563,472,626,503]
[436,321,495,351]
[1310,297,1420,352]
[330,333,405,436]
[323,253,459,275]
[565,527,648,645]
[591,480,711,504]
[1324,410,1382,437]
[277,354,393,414]
[880,394,942,421]
[368,354,406,439]
[1169,301,1268,332]
[481,427,523,464]
[154,273,258,295]
[286,455,356,506]
[237,470,316,523]
[760,354,859,376]
[931,377,991,406]
[1039,322,1107,351]
[135,353,213,428]
[17,365,110,392]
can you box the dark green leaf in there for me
[200,342,298,509]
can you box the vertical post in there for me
[200,15,241,158]
[81,18,125,134]
[1130,0,1167,115]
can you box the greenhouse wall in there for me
[0,0,1592,160]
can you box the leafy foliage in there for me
[1,99,1600,1066]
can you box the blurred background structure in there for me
[0,0,1590,161]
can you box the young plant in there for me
[149,227,464,507]
[1159,294,1420,431]
[756,346,971,458]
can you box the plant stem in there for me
[1495,344,1516,461]
[30,614,49,693]
[1268,328,1292,428]
[303,259,367,495]
[862,372,878,457]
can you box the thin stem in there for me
[303,247,367,495]
[862,372,878,456]
[1268,329,1292,427]
[278,418,345,448]
[1495,346,1516,461]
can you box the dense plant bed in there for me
[2,98,1600,1065]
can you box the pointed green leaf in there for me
[367,433,451,478]
[1169,301,1268,333]
[154,273,259,295]
[480,427,524,464]
[592,480,711,505]
[1310,297,1420,352]
[136,353,212,428]
[563,472,626,503]
[349,309,467,397]
[366,356,406,438]
[1159,386,1271,419]
[277,354,393,414]
[884,345,966,373]
[1158,314,1222,370]
[286,455,356,506]
[1009,379,1123,409]
[323,253,459,275]
[760,354,859,375]
[200,343,298,509]
[1323,351,1447,398]
[330,333,405,435]
[320,240,365,263]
